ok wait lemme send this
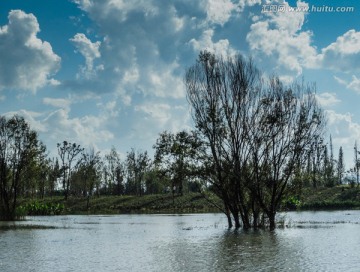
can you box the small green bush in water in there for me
[283,196,301,210]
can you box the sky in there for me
[1,0,360,168]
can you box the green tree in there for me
[0,115,42,220]
[103,147,125,195]
[72,148,102,197]
[125,149,150,196]
[154,130,203,197]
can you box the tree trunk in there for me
[268,212,276,231]
[232,211,241,229]
[226,212,233,229]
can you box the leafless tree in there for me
[248,78,325,230]
[57,141,83,200]
[185,51,325,230]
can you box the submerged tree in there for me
[185,51,325,230]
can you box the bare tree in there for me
[337,146,345,185]
[57,141,83,200]
[186,51,263,228]
[354,142,360,187]
[185,51,325,230]
[249,78,325,230]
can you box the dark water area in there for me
[1,211,359,271]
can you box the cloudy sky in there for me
[1,0,360,167]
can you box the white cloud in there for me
[189,29,236,57]
[316,92,341,108]
[246,1,317,78]
[335,75,360,94]
[43,97,72,110]
[318,30,360,72]
[0,10,60,92]
[135,103,172,127]
[70,0,193,100]
[205,0,237,25]
[43,108,114,148]
[347,76,360,93]
[325,110,360,167]
[132,101,191,142]
[70,33,102,78]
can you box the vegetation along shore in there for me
[16,186,360,217]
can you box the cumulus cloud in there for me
[205,0,237,25]
[0,10,60,92]
[326,110,360,145]
[69,0,199,99]
[70,33,102,78]
[246,0,317,78]
[44,108,114,145]
[316,92,341,108]
[318,30,360,72]
[189,29,236,57]
[132,101,191,143]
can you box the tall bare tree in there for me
[57,141,83,200]
[248,78,324,229]
[337,146,345,185]
[185,51,325,230]
[354,141,360,187]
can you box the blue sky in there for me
[1,0,360,168]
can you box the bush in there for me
[20,201,64,216]
[282,196,301,210]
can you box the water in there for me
[1,211,360,272]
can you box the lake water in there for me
[1,211,360,271]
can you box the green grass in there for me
[16,186,360,216]
[18,193,222,215]
[299,186,360,210]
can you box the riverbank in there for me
[299,186,360,210]
[17,186,360,216]
[18,192,222,215]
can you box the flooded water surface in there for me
[1,211,360,271]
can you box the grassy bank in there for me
[18,192,222,215]
[16,186,360,216]
[298,186,360,210]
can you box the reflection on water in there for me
[1,211,360,272]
